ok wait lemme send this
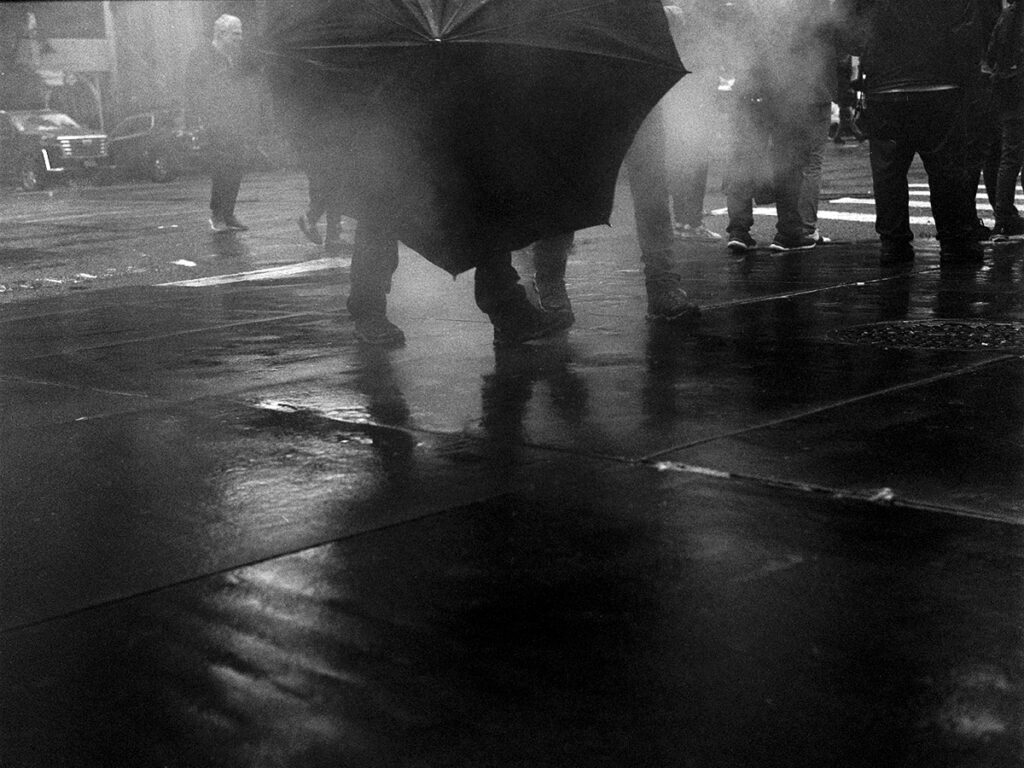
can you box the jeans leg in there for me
[624,105,674,257]
[797,103,831,234]
[671,157,710,228]
[347,220,399,319]
[994,111,1024,224]
[916,92,974,244]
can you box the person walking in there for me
[840,0,983,265]
[185,14,257,233]
[528,1,702,329]
[723,0,840,254]
[985,0,1024,242]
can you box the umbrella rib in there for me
[439,0,620,41]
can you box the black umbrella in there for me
[265,0,686,275]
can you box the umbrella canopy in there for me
[265,0,686,275]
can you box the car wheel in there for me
[20,155,44,191]
[149,152,178,183]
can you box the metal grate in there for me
[829,320,1024,351]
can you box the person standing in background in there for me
[186,14,257,233]
[839,0,983,265]
[985,0,1024,241]
[723,0,841,253]
[665,0,724,242]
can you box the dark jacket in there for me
[986,1,1024,106]
[184,42,259,150]
[846,0,981,95]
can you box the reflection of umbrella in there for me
[265,0,686,275]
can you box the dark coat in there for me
[986,1,1024,107]
[185,42,259,164]
[845,0,981,94]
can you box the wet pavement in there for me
[2,152,1024,766]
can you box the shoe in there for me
[353,315,406,347]
[879,241,914,266]
[991,217,1024,241]
[645,278,701,324]
[224,215,248,231]
[488,285,569,347]
[297,213,322,245]
[324,238,344,255]
[726,232,757,253]
[534,277,575,329]
[769,233,817,251]
[973,222,993,242]
[676,223,722,241]
[939,241,984,265]
[209,216,230,233]
[811,229,832,245]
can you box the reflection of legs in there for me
[532,232,575,325]
[475,252,566,347]
[625,107,699,324]
[347,220,404,346]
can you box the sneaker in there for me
[354,315,406,347]
[645,278,701,324]
[769,233,817,251]
[726,232,757,253]
[811,229,832,245]
[224,215,248,231]
[534,278,575,329]
[879,241,914,266]
[297,213,322,245]
[676,223,722,241]
[209,216,230,233]
[488,285,569,347]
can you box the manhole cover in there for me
[830,320,1024,351]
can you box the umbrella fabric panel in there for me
[265,0,686,274]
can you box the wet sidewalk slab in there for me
[1,223,1023,765]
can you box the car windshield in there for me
[10,112,83,132]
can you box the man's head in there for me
[212,14,242,56]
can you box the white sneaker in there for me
[811,229,832,245]
[209,216,230,233]
[676,223,722,241]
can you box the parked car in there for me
[105,109,206,183]
[0,110,110,191]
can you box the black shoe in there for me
[992,216,1024,242]
[939,241,984,265]
[879,242,914,266]
[769,233,817,252]
[488,285,569,347]
[726,232,757,253]
[645,279,701,325]
[297,213,322,245]
[973,222,993,242]
[224,215,248,232]
[354,315,406,347]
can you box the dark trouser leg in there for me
[915,91,974,246]
[867,98,916,246]
[210,163,243,219]
[347,220,399,319]
[994,110,1024,225]
[473,252,521,314]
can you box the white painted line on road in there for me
[157,257,347,287]
[710,206,933,224]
